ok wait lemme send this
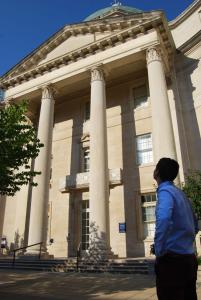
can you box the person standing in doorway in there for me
[153,157,199,300]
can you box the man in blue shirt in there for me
[154,157,198,300]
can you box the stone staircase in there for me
[0,256,154,274]
[71,258,153,274]
[0,257,66,272]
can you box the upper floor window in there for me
[85,101,90,121]
[136,133,153,165]
[133,85,148,110]
[83,148,90,172]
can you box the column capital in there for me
[41,85,56,100]
[146,47,162,65]
[90,66,105,82]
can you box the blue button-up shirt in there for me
[154,181,198,257]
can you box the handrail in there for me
[76,242,81,271]
[12,242,43,267]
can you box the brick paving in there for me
[0,270,200,299]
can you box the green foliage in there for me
[183,170,201,220]
[0,101,43,196]
[197,256,201,265]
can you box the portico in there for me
[1,1,198,259]
[20,44,175,257]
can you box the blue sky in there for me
[0,0,194,76]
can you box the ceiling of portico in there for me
[52,53,146,109]
[23,50,146,114]
[21,50,147,124]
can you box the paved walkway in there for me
[0,270,201,300]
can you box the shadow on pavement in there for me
[0,271,156,300]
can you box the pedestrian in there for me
[0,236,8,255]
[153,157,199,300]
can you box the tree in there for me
[0,101,43,196]
[183,170,201,220]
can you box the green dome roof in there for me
[84,4,142,21]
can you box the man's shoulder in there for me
[158,183,182,196]
[158,182,176,192]
[159,185,187,204]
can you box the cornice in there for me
[169,0,201,29]
[0,12,174,89]
[0,12,162,81]
[1,14,153,80]
[177,29,201,54]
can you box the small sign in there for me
[119,222,126,233]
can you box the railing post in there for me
[39,243,42,260]
[12,250,16,268]
[76,243,81,272]
[76,253,79,272]
[12,242,43,265]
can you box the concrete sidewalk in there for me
[0,270,201,300]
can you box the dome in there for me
[84,4,142,21]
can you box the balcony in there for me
[59,168,122,192]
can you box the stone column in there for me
[89,66,110,253]
[146,47,177,162]
[0,195,6,241]
[27,86,55,255]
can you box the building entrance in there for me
[81,200,90,251]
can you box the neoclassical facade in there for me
[0,1,201,258]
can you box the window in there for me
[81,200,90,251]
[136,133,153,165]
[85,101,90,121]
[83,148,90,172]
[141,194,156,238]
[133,85,148,109]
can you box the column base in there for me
[87,244,114,260]
[23,251,52,259]
[84,225,114,261]
[25,244,48,257]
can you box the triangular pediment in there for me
[1,19,132,79]
[0,11,175,88]
[37,34,96,66]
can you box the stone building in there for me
[0,0,201,258]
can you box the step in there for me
[0,257,151,274]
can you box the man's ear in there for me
[154,168,159,180]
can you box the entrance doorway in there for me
[81,200,89,251]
